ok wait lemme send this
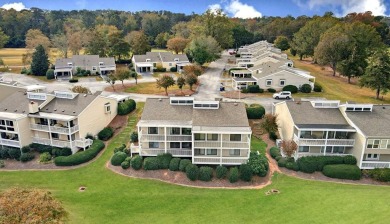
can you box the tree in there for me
[25,29,51,53]
[156,75,175,95]
[67,31,83,55]
[131,71,139,85]
[186,36,221,65]
[125,31,151,55]
[155,32,170,49]
[51,34,68,58]
[0,188,67,223]
[186,74,198,91]
[31,45,49,76]
[0,28,10,48]
[232,25,254,48]
[281,140,298,158]
[261,114,278,133]
[274,36,290,51]
[183,65,203,76]
[200,9,234,49]
[177,76,186,93]
[115,67,131,87]
[171,22,191,39]
[71,85,91,94]
[167,37,189,54]
[314,30,351,76]
[360,49,390,99]
[106,74,117,91]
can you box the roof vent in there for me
[54,109,57,111]
[158,98,162,102]
[84,94,87,97]
[62,110,65,112]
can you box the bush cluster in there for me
[69,78,78,83]
[143,157,160,170]
[198,166,213,181]
[278,157,288,167]
[267,88,276,93]
[297,156,356,173]
[269,132,277,141]
[247,152,268,177]
[186,164,199,181]
[179,159,192,172]
[117,99,136,115]
[270,147,281,159]
[368,168,390,182]
[54,140,105,166]
[246,104,266,119]
[153,67,167,72]
[46,69,55,80]
[247,85,264,93]
[239,164,253,182]
[113,144,128,154]
[21,146,31,153]
[130,132,138,143]
[0,160,4,168]
[285,161,299,171]
[121,157,131,169]
[111,152,128,166]
[216,166,228,179]
[169,158,181,171]
[282,85,298,93]
[0,147,21,160]
[98,127,114,141]
[20,153,35,162]
[157,153,172,169]
[39,152,52,163]
[313,83,322,92]
[52,147,72,157]
[170,67,177,72]
[29,143,52,154]
[229,167,239,183]
[300,84,312,93]
[130,155,143,170]
[322,164,362,180]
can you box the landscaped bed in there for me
[105,82,199,96]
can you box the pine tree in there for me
[31,45,49,76]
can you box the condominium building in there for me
[132,52,190,73]
[135,97,252,165]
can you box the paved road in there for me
[193,58,224,100]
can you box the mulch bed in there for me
[108,115,128,135]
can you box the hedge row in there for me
[54,140,105,166]
[297,155,357,173]
[98,127,114,141]
[368,168,390,182]
[246,104,266,119]
[322,164,362,180]
[117,99,136,115]
[0,146,21,160]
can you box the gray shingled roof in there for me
[159,52,189,62]
[0,91,44,114]
[286,101,352,129]
[346,105,390,137]
[40,94,98,116]
[55,55,115,68]
[141,98,249,127]
[133,52,189,63]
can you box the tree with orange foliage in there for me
[167,37,189,54]
[281,140,298,158]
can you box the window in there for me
[367,139,380,149]
[5,120,13,126]
[229,149,240,156]
[182,142,192,148]
[195,148,205,155]
[92,66,97,71]
[207,134,218,141]
[169,63,172,66]
[104,103,111,113]
[230,134,241,141]
[298,146,309,152]
[148,127,158,135]
[266,79,272,86]
[195,133,205,140]
[182,128,192,135]
[0,120,4,125]
[51,133,59,139]
[366,153,379,160]
[279,79,286,86]
[333,146,345,154]
[207,149,217,155]
[170,127,180,135]
[149,142,159,148]
[170,142,180,148]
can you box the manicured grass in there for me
[0,102,390,223]
[251,136,267,155]
[124,82,197,95]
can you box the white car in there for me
[273,91,292,99]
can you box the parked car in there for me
[273,91,292,99]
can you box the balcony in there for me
[361,161,390,169]
[222,141,249,148]
[32,137,72,148]
[142,135,165,141]
[30,124,50,131]
[166,135,192,141]
[30,124,79,134]
[140,149,165,156]
[193,157,248,165]
[293,134,355,147]
[194,141,221,148]
[0,138,20,147]
[166,149,192,157]
[74,139,93,149]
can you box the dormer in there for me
[99,62,104,66]
[67,62,73,66]
[146,59,151,62]
[174,58,179,62]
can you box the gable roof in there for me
[55,55,115,68]
[346,105,390,137]
[0,91,45,114]
[133,52,189,63]
[40,93,98,116]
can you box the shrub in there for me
[198,166,213,181]
[248,85,262,93]
[21,146,31,153]
[229,167,239,183]
[186,164,199,181]
[157,153,172,169]
[20,153,35,162]
[170,67,177,72]
[169,158,181,171]
[216,166,228,179]
[98,127,114,141]
[248,152,268,177]
[282,85,298,93]
[69,78,78,83]
[322,164,362,180]
[21,67,27,74]
[39,152,52,163]
[8,147,21,160]
[179,159,192,172]
[113,144,127,153]
[267,88,276,93]
[0,147,9,159]
[286,161,299,171]
[143,157,160,170]
[239,164,253,182]
[121,160,131,169]
[241,88,249,93]
[313,83,322,92]
[269,132,277,141]
[296,156,349,173]
[368,168,390,182]
[246,104,266,119]
[111,152,128,166]
[29,143,52,154]
[278,157,288,167]
[54,140,105,166]
[51,147,72,157]
[130,155,143,170]
[130,132,138,143]
[343,155,357,165]
[117,99,136,115]
[297,156,318,173]
[153,66,167,72]
[300,84,312,93]
[270,147,281,159]
[85,133,95,140]
[0,160,4,168]
[46,69,55,80]
[275,156,282,161]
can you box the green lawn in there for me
[0,103,389,223]
[251,136,267,155]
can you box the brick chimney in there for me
[28,101,39,114]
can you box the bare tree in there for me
[281,140,298,158]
